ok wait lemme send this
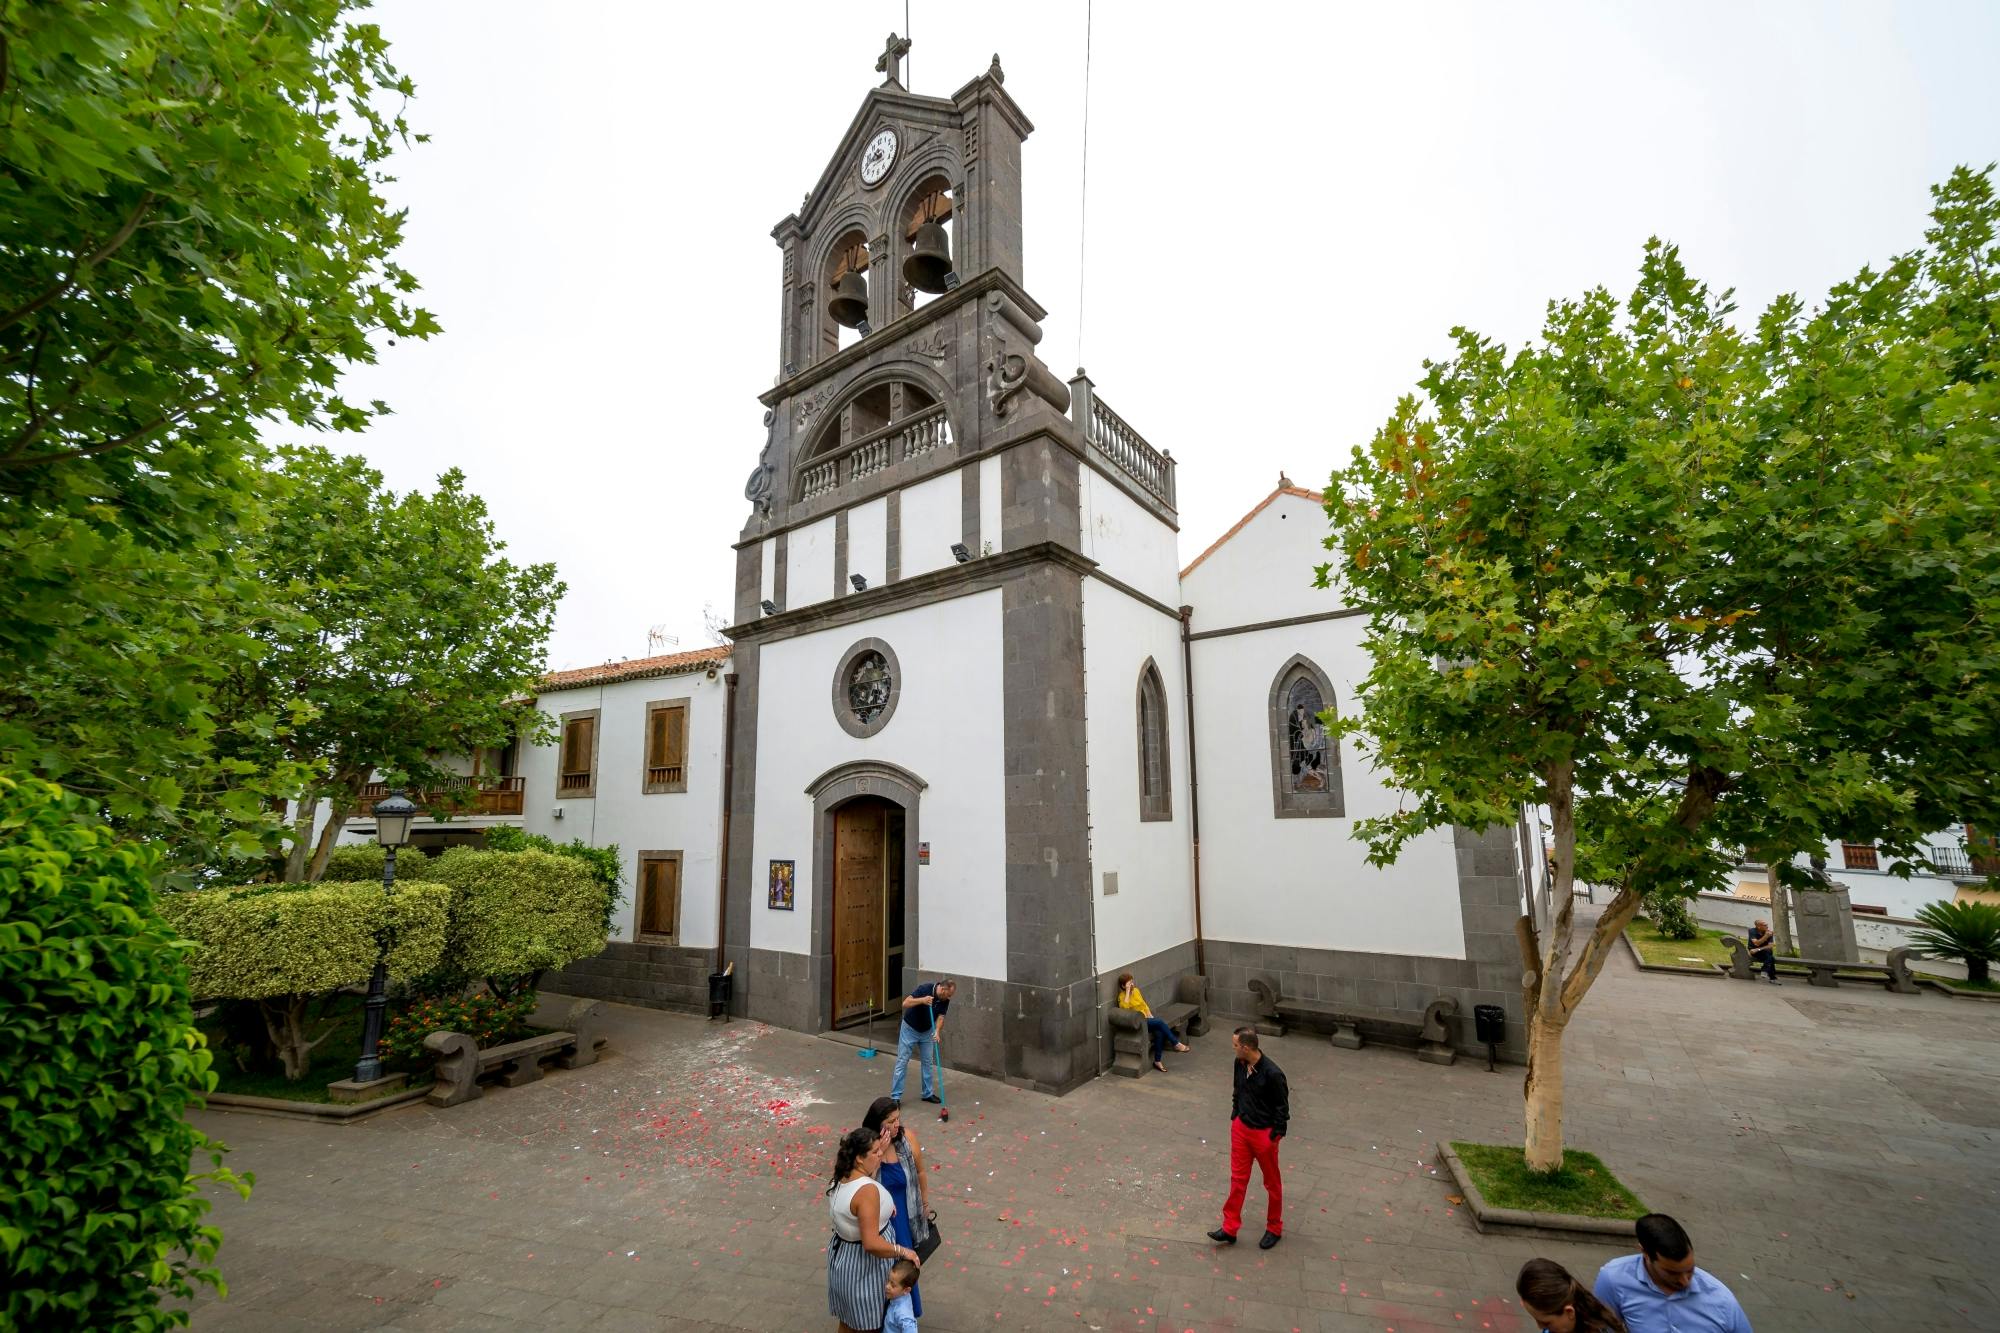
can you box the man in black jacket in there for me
[1209,1026,1288,1250]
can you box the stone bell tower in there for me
[723,37,1180,1095]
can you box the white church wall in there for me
[1181,489,1344,634]
[1189,619,1466,959]
[790,514,836,607]
[519,668,730,947]
[750,589,1008,981]
[845,497,887,593]
[898,468,963,579]
[1081,579,1196,972]
[1080,469,1183,609]
[760,538,776,604]
[979,454,1001,551]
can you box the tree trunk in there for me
[1768,864,1794,955]
[259,995,334,1081]
[1523,1006,1568,1171]
[305,798,351,881]
[283,798,319,882]
[1970,957,1991,986]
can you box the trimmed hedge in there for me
[319,842,428,883]
[1,771,249,1330]
[424,847,609,992]
[162,880,451,999]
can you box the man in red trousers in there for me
[1209,1026,1289,1250]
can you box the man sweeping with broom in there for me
[890,977,955,1108]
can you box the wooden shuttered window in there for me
[557,709,598,797]
[637,852,680,943]
[643,699,689,793]
[1840,842,1879,871]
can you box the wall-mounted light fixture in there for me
[760,599,780,616]
[950,542,971,564]
[850,574,868,592]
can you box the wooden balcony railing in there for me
[1840,842,1879,871]
[353,775,525,818]
[646,763,684,787]
[558,771,592,792]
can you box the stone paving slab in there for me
[182,912,1999,1332]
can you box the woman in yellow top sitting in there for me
[1117,971,1190,1073]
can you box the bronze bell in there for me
[828,271,869,328]
[903,222,955,294]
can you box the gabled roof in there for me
[1180,482,1326,581]
[539,645,732,693]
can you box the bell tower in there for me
[725,38,1179,1097]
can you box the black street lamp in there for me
[354,788,419,1084]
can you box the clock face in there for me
[860,128,898,187]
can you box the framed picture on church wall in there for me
[767,859,795,911]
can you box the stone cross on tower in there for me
[876,32,911,88]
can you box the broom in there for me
[932,1037,950,1122]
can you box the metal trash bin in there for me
[707,969,733,1019]
[1474,1004,1505,1071]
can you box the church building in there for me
[356,42,1536,1093]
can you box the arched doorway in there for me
[808,761,926,1031]
[830,795,906,1025]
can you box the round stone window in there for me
[832,638,902,738]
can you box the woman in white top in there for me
[826,1125,917,1332]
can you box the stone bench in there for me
[1107,974,1207,1078]
[423,997,609,1108]
[1724,936,1919,994]
[1248,976,1458,1066]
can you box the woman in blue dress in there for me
[864,1096,933,1318]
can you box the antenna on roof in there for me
[647,625,680,655]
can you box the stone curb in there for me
[1436,1143,1639,1245]
[1618,929,1726,978]
[1922,978,2000,1002]
[202,1083,435,1123]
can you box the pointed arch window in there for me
[1269,656,1343,818]
[1136,660,1172,822]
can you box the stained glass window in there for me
[1285,677,1329,793]
[847,650,893,725]
[1270,658,1343,817]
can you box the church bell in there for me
[828,271,870,329]
[903,222,956,294]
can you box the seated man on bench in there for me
[1117,972,1190,1073]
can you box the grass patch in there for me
[1450,1142,1648,1220]
[1918,971,2000,993]
[198,995,419,1104]
[1624,918,1733,969]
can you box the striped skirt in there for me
[827,1229,890,1328]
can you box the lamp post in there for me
[354,788,419,1084]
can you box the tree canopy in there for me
[1321,165,2000,1168]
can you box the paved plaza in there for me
[184,914,1999,1332]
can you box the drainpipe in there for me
[715,672,739,978]
[1179,605,1207,978]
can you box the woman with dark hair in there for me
[827,1125,917,1332]
[1116,972,1190,1072]
[863,1097,933,1319]
[1516,1258,1627,1333]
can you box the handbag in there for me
[914,1208,943,1263]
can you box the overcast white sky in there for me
[334,1,2000,672]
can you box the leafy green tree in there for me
[1,771,250,1329]
[1321,167,2000,1171]
[1,0,437,869]
[257,448,563,880]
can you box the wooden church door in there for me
[832,799,890,1023]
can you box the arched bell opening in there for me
[898,177,958,316]
[821,229,872,356]
[796,376,948,500]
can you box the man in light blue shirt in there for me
[1595,1213,1753,1332]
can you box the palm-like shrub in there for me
[1910,900,2000,985]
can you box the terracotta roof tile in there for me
[1179,484,1325,581]
[539,645,732,692]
